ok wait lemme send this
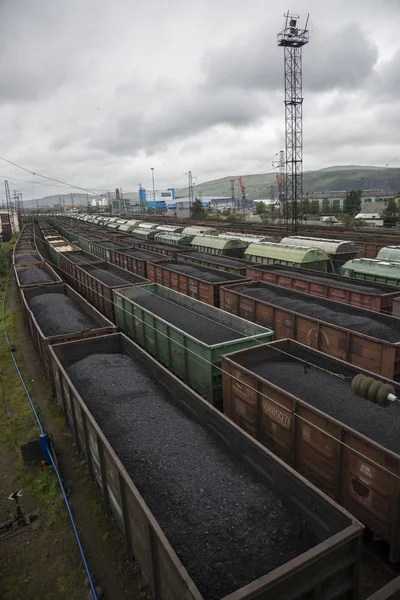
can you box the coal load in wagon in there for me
[269,269,388,294]
[89,268,129,286]
[67,353,317,600]
[160,262,237,282]
[187,251,245,267]
[242,285,400,343]
[132,294,243,344]
[15,253,41,264]
[249,357,400,455]
[18,268,56,285]
[28,293,97,336]
[66,254,100,265]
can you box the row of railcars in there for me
[32,217,400,588]
[12,220,371,599]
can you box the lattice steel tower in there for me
[278,12,309,233]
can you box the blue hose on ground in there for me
[1,269,99,600]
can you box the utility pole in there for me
[230,178,235,207]
[278,12,309,234]
[151,168,156,214]
[187,171,194,215]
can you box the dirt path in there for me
[0,277,149,600]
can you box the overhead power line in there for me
[0,155,109,194]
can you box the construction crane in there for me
[238,177,246,207]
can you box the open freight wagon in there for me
[222,339,400,562]
[20,283,116,386]
[147,259,249,306]
[113,283,274,407]
[50,332,363,600]
[220,280,400,381]
[245,263,400,313]
[62,259,149,323]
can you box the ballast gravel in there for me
[131,293,244,343]
[249,357,400,455]
[15,253,41,264]
[66,353,318,599]
[28,293,98,336]
[241,284,400,342]
[84,268,129,286]
[184,251,245,268]
[267,268,391,294]
[18,267,56,285]
[161,261,241,282]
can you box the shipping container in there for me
[107,247,168,278]
[222,338,400,561]
[246,263,400,313]
[180,250,249,276]
[113,283,273,407]
[280,236,359,272]
[72,261,148,322]
[147,259,249,306]
[220,280,400,380]
[50,332,363,600]
[20,283,116,384]
[341,259,400,286]
[244,242,330,271]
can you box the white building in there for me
[145,189,175,202]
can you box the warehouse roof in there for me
[245,242,329,263]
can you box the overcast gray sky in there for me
[0,0,399,198]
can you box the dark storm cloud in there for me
[201,23,378,93]
[90,87,267,156]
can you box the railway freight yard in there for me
[3,4,400,600]
[2,210,400,600]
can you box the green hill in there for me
[178,167,400,200]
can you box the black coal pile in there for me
[249,357,400,454]
[162,262,239,282]
[67,353,318,599]
[18,268,56,285]
[270,269,389,294]
[15,254,41,264]
[242,285,400,343]
[66,254,99,265]
[87,268,128,286]
[132,293,243,343]
[28,293,97,335]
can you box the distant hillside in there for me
[178,167,400,200]
[24,193,87,208]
